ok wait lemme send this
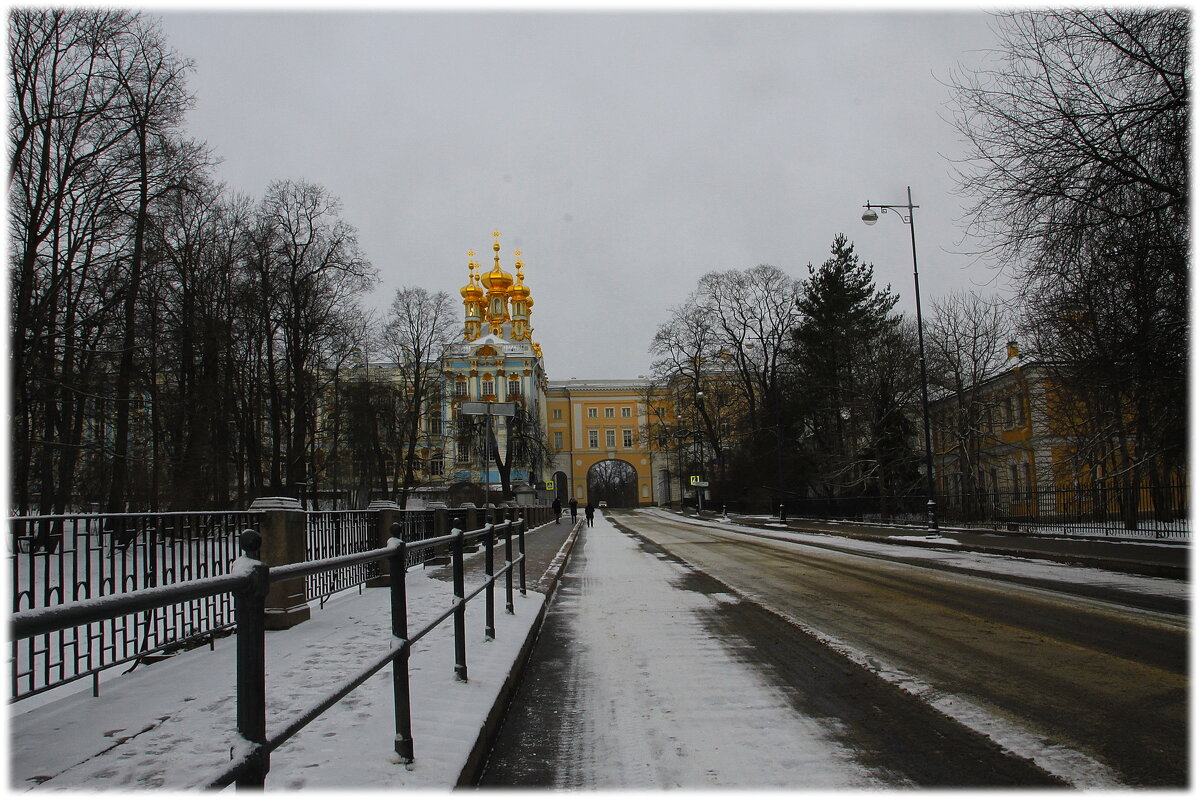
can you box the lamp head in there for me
[861,208,879,225]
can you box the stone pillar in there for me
[249,496,311,630]
[366,500,403,589]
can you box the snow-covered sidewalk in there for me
[8,527,566,791]
[492,512,890,788]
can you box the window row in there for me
[454,377,523,398]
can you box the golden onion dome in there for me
[460,252,483,301]
[480,231,513,293]
[509,251,531,302]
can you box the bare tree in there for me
[947,9,1187,268]
[926,290,1011,514]
[253,179,376,497]
[379,286,457,507]
[949,9,1188,525]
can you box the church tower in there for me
[480,231,514,337]
[459,251,484,341]
[441,232,549,502]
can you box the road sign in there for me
[545,480,556,491]
[460,401,516,416]
[689,475,707,486]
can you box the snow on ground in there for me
[550,513,889,789]
[745,513,1188,543]
[9,549,546,791]
[659,510,1188,603]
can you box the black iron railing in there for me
[8,511,258,701]
[9,518,529,789]
[305,510,376,603]
[778,483,1189,540]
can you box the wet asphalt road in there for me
[477,523,1066,789]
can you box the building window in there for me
[588,430,599,448]
[622,407,632,418]
[622,429,633,448]
[605,407,615,418]
[554,431,564,450]
[606,429,616,448]
[457,444,471,464]
[553,408,562,420]
[429,453,444,476]
[508,378,520,397]
[430,412,442,436]
[1004,396,1015,427]
[455,380,467,397]
[482,379,495,397]
[588,407,598,419]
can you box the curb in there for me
[455,518,585,787]
[722,515,1188,581]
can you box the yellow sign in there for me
[689,475,702,486]
[545,480,556,491]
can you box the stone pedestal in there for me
[249,496,311,630]
[366,500,403,588]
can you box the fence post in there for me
[367,500,403,589]
[388,531,414,764]
[234,529,270,787]
[518,518,526,596]
[504,523,514,615]
[248,496,310,630]
[452,528,468,682]
[484,523,496,639]
[426,507,451,566]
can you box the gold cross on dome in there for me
[514,249,522,258]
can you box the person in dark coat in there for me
[569,497,579,523]
[584,501,595,527]
[552,497,562,524]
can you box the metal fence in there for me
[8,511,258,701]
[304,510,439,605]
[9,518,530,788]
[780,483,1189,540]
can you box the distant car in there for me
[597,501,608,508]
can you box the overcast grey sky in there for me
[158,7,1009,380]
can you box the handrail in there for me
[10,571,251,641]
[11,518,531,789]
[10,520,521,641]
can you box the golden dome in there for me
[509,250,531,302]
[480,230,513,293]
[460,252,483,301]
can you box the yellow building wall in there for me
[545,384,665,505]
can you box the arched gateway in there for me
[586,460,638,508]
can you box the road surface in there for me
[481,510,1187,788]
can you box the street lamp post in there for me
[862,186,938,535]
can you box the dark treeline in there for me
[8,9,395,513]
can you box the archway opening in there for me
[587,460,638,508]
[552,471,569,503]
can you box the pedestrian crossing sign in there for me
[545,480,556,491]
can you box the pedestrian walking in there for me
[569,497,578,523]
[553,497,562,524]
[585,501,595,527]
